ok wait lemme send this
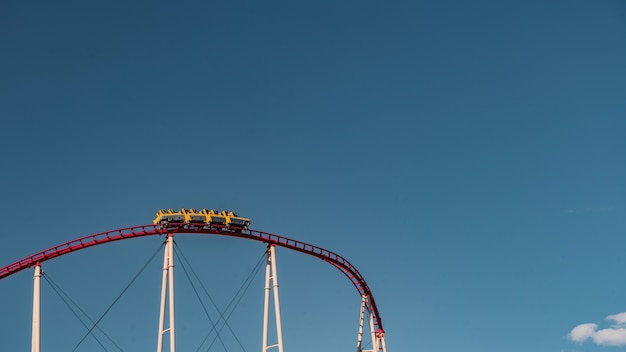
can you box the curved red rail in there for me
[0,224,384,333]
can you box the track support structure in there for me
[157,234,176,352]
[262,244,284,352]
[31,263,41,352]
[1,224,388,351]
[356,294,387,352]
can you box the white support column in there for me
[167,235,176,352]
[157,238,168,352]
[368,302,377,352]
[356,295,367,352]
[262,245,284,352]
[357,295,387,352]
[377,331,387,352]
[157,235,176,352]
[31,263,41,352]
[262,252,271,352]
[270,245,284,352]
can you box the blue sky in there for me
[1,1,625,351]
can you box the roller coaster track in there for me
[0,223,384,334]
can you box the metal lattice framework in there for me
[0,223,384,336]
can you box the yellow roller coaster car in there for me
[200,209,227,225]
[181,208,206,224]
[221,211,251,228]
[154,208,251,229]
[153,209,186,224]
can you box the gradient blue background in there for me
[1,1,625,351]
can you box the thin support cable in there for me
[174,244,230,352]
[203,250,266,352]
[173,244,265,352]
[42,272,118,352]
[71,243,164,352]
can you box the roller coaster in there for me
[154,208,251,229]
[0,209,387,352]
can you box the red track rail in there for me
[0,224,384,333]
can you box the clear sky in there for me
[1,1,625,351]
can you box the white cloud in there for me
[569,312,626,347]
[607,313,626,325]
[569,323,597,343]
[594,328,626,346]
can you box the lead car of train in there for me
[153,208,251,229]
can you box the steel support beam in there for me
[31,263,41,352]
[262,245,284,352]
[157,234,176,352]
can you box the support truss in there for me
[357,295,387,352]
[8,224,388,351]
